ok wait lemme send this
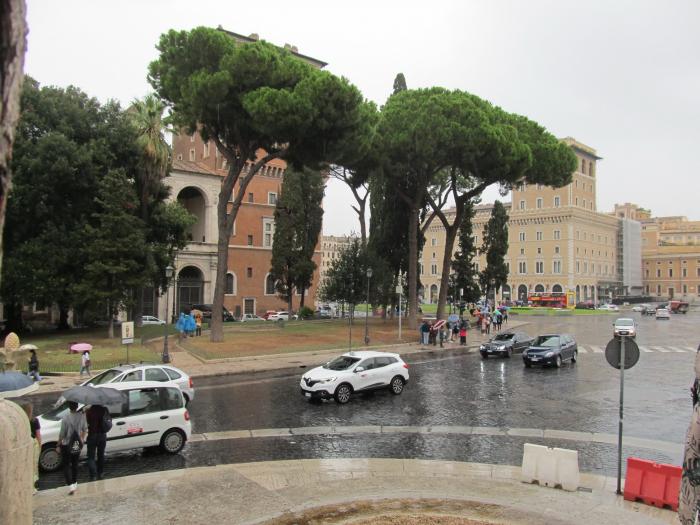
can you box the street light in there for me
[364,268,373,345]
[162,264,174,364]
[490,278,496,309]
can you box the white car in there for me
[300,350,409,404]
[140,315,166,325]
[613,318,637,338]
[82,363,195,404]
[598,304,619,311]
[267,311,291,321]
[656,308,671,320]
[38,381,191,472]
[240,313,265,322]
[631,304,649,312]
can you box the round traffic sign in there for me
[605,337,640,369]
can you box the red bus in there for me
[528,292,568,308]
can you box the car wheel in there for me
[571,350,577,363]
[390,375,405,395]
[524,361,531,368]
[480,353,488,359]
[160,429,186,454]
[555,355,562,368]
[39,443,62,472]
[334,383,353,404]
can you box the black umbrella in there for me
[0,370,38,398]
[61,385,125,406]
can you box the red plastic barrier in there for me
[623,457,682,511]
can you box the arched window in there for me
[552,284,563,293]
[225,273,235,295]
[534,284,545,293]
[265,274,276,295]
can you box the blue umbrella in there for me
[0,370,38,398]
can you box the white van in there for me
[38,381,191,472]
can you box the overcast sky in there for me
[25,0,700,235]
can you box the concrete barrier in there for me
[521,443,580,491]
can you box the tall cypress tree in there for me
[480,200,509,302]
[451,200,481,304]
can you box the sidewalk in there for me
[33,458,676,524]
[31,321,526,396]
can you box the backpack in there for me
[101,409,113,433]
[68,430,83,456]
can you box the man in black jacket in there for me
[85,405,108,481]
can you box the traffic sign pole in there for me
[616,335,626,495]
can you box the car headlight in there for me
[480,345,485,350]
[545,352,554,357]
[319,377,337,384]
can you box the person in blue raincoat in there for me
[185,313,196,337]
[176,313,187,341]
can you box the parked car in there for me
[575,302,595,310]
[190,304,236,322]
[261,310,277,320]
[598,304,619,311]
[239,313,265,322]
[38,381,191,472]
[655,308,671,320]
[479,331,533,359]
[267,311,291,321]
[642,305,656,316]
[523,334,578,368]
[317,306,332,318]
[81,363,195,404]
[140,315,166,326]
[632,304,650,312]
[300,350,409,404]
[613,318,637,338]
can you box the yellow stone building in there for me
[420,138,632,306]
[614,203,700,302]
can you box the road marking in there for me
[639,346,654,353]
[668,347,687,353]
[653,346,670,353]
[589,345,604,353]
[577,347,588,354]
[685,346,698,352]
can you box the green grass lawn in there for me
[6,324,175,374]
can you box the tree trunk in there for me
[287,291,293,314]
[358,201,367,247]
[107,300,114,339]
[435,224,459,320]
[5,301,22,333]
[300,287,305,308]
[0,0,27,279]
[210,217,230,341]
[407,206,419,329]
[57,305,70,330]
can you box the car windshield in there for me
[616,319,634,326]
[494,333,514,341]
[533,335,560,347]
[324,356,361,370]
[84,369,122,386]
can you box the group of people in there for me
[176,310,203,341]
[20,399,109,495]
[418,303,510,347]
[474,306,508,335]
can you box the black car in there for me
[479,331,533,359]
[575,302,595,310]
[523,334,578,368]
[190,304,236,322]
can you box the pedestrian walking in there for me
[429,322,437,346]
[85,404,110,481]
[186,313,196,337]
[459,320,467,345]
[194,310,203,336]
[176,313,187,342]
[56,401,87,495]
[502,307,509,325]
[420,320,430,345]
[20,401,41,493]
[79,350,91,377]
[27,349,41,382]
[451,322,458,342]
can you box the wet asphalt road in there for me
[34,311,700,490]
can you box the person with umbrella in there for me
[56,400,87,495]
[80,350,91,377]
[85,403,110,481]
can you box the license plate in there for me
[304,393,311,398]
[530,357,540,361]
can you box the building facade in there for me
[319,235,355,285]
[419,138,630,306]
[614,203,700,302]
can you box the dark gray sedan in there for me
[522,334,578,368]
[479,331,533,359]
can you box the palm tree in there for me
[129,93,171,221]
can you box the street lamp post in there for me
[162,265,174,364]
[490,278,496,309]
[364,268,373,345]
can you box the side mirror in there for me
[355,366,365,373]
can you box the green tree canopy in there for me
[149,27,370,341]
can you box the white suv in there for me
[82,363,194,404]
[300,351,409,404]
[38,381,191,472]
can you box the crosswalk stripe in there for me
[577,347,588,353]
[685,347,698,352]
[639,346,654,353]
[653,346,669,353]
[669,347,687,353]
[590,345,604,353]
